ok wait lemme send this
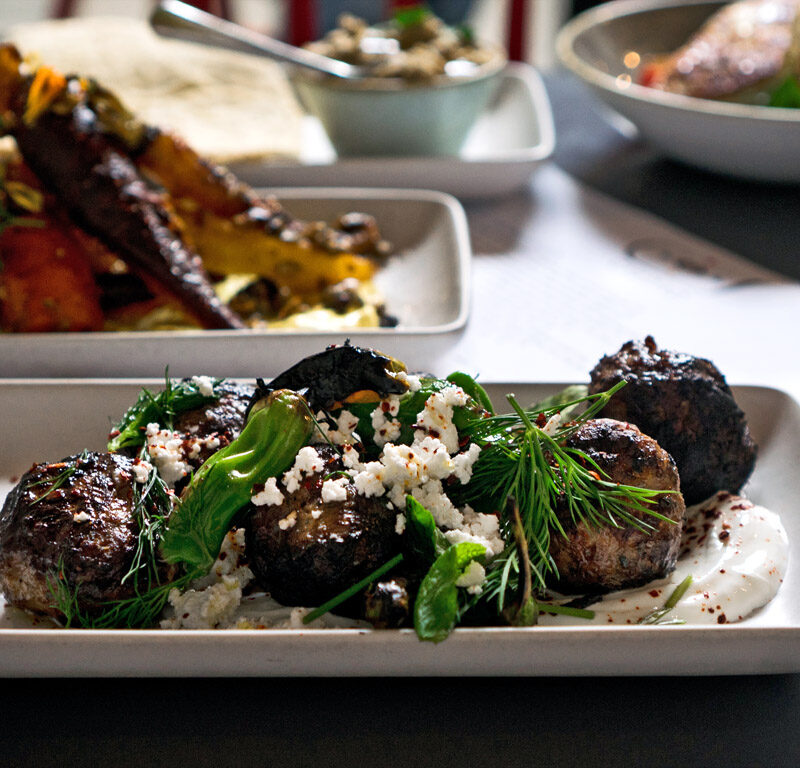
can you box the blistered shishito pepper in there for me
[160,389,314,574]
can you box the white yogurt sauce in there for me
[539,491,789,626]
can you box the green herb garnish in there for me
[459,383,676,614]
[393,4,430,29]
[769,75,800,108]
[638,574,693,625]
[414,541,486,642]
[107,374,223,452]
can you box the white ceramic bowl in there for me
[556,0,800,183]
[291,55,506,158]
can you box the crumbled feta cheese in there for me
[251,476,285,507]
[455,560,486,594]
[335,385,503,559]
[132,459,153,484]
[453,443,481,484]
[72,511,91,523]
[162,575,244,629]
[341,443,364,471]
[312,409,361,446]
[159,527,368,630]
[282,446,325,493]
[353,461,386,497]
[191,375,216,397]
[369,396,402,447]
[414,386,468,453]
[444,507,505,557]
[396,370,422,392]
[187,435,221,460]
[541,412,562,436]
[145,423,192,488]
[410,480,463,530]
[395,513,406,535]
[321,475,350,503]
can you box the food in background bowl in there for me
[639,0,800,106]
[0,44,395,333]
[294,7,506,156]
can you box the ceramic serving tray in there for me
[0,189,470,379]
[0,381,796,677]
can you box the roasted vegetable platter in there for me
[0,189,470,378]
[0,345,797,677]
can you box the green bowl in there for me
[292,58,506,157]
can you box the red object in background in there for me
[52,0,232,20]
[287,0,317,47]
[507,0,527,62]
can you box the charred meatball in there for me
[548,418,685,594]
[171,381,254,469]
[589,336,756,505]
[245,444,398,607]
[0,452,165,618]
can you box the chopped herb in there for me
[393,4,430,29]
[639,575,693,625]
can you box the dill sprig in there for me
[458,383,676,615]
[49,568,198,629]
[107,374,223,452]
[123,459,174,591]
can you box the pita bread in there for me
[9,16,303,163]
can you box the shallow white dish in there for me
[0,188,470,379]
[230,63,555,199]
[0,381,796,677]
[556,0,800,183]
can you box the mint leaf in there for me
[414,541,486,642]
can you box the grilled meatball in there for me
[0,452,161,618]
[245,445,398,607]
[589,337,757,505]
[548,418,685,594]
[170,381,254,470]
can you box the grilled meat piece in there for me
[589,336,757,505]
[171,381,255,470]
[0,452,165,618]
[245,445,398,607]
[639,0,800,101]
[548,418,685,594]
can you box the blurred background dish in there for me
[290,6,506,157]
[235,62,554,198]
[0,188,471,378]
[556,0,800,182]
[7,14,305,165]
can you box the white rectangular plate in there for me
[0,380,797,677]
[0,189,470,379]
[230,64,555,199]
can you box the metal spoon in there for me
[149,0,366,79]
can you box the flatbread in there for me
[9,16,303,163]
